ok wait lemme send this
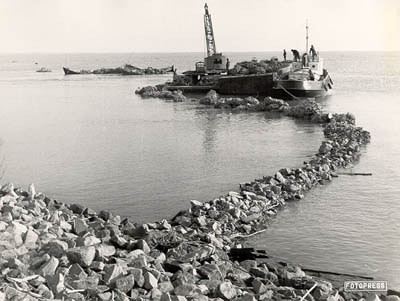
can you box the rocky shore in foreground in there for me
[1,93,398,300]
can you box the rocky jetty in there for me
[135,85,191,102]
[2,94,396,300]
[64,65,173,76]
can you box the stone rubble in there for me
[228,59,291,76]
[135,85,190,102]
[1,94,396,301]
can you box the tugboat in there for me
[272,22,333,99]
[272,56,333,99]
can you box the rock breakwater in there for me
[135,85,189,102]
[2,94,393,300]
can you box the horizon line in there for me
[1,50,400,54]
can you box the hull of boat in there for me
[273,74,333,99]
[63,67,80,75]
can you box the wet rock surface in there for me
[135,85,191,102]
[1,95,389,300]
[66,64,173,75]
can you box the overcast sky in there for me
[0,0,399,53]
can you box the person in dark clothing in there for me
[309,44,317,60]
[226,58,230,73]
[308,69,315,80]
[302,53,308,67]
[291,49,300,62]
[283,49,287,61]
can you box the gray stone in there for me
[114,274,135,293]
[217,281,237,300]
[9,221,28,247]
[144,270,158,289]
[90,261,105,271]
[104,263,125,284]
[6,258,23,269]
[174,283,202,297]
[37,256,59,277]
[236,294,256,301]
[275,171,286,183]
[73,218,89,235]
[127,249,145,260]
[46,271,65,296]
[239,260,257,272]
[68,263,88,280]
[76,235,101,247]
[23,228,38,248]
[95,243,116,258]
[252,278,267,294]
[151,288,163,300]
[97,292,113,301]
[136,239,151,253]
[265,271,279,284]
[37,284,53,299]
[66,245,95,267]
[159,281,174,293]
[197,263,223,281]
[43,240,69,258]
[129,267,144,287]
[250,267,269,278]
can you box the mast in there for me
[204,3,217,57]
[306,19,309,53]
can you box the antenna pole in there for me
[306,19,309,53]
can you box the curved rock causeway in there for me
[2,93,398,300]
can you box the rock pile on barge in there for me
[228,59,291,76]
[1,97,392,301]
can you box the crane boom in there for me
[204,3,216,57]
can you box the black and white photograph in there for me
[0,0,399,300]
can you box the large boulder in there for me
[66,246,96,267]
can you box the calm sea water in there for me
[0,52,399,287]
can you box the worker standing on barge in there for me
[291,49,300,62]
[283,49,287,61]
[309,44,317,60]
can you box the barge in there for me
[166,3,333,99]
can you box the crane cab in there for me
[204,53,228,74]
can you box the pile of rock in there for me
[199,90,260,111]
[135,85,189,102]
[2,180,391,301]
[229,59,291,76]
[93,65,172,75]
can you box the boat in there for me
[36,67,52,73]
[166,5,333,99]
[272,21,333,99]
[272,55,333,99]
[63,67,81,75]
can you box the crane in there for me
[200,3,228,74]
[204,3,216,57]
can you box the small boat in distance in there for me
[36,67,52,73]
[63,67,82,75]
